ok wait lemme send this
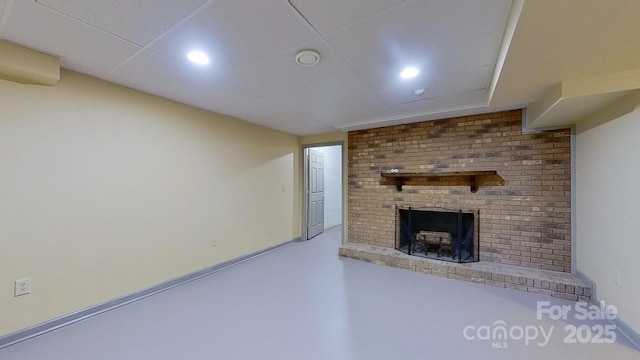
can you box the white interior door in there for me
[307,149,325,239]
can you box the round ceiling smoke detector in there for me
[295,50,320,67]
[414,88,426,96]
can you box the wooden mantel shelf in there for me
[381,171,498,193]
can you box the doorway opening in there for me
[302,143,343,241]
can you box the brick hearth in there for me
[339,243,590,301]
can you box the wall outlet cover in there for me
[15,278,32,296]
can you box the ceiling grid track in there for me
[0,0,15,37]
[100,0,215,79]
[286,0,399,122]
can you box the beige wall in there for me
[0,70,300,336]
[576,102,640,334]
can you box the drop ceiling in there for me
[1,0,639,135]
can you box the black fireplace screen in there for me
[395,206,479,263]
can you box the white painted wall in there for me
[0,70,300,336]
[576,104,640,335]
[312,146,342,229]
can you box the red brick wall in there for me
[347,110,572,272]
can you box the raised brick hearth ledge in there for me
[339,242,591,301]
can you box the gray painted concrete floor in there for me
[1,226,638,360]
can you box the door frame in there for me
[301,141,345,242]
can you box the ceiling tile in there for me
[333,100,501,131]
[389,88,489,115]
[0,0,8,36]
[173,79,319,135]
[355,61,436,105]
[334,117,402,132]
[34,0,207,46]
[289,0,404,35]
[316,107,396,126]
[268,73,390,118]
[149,0,317,77]
[324,0,511,70]
[173,79,330,135]
[0,0,8,19]
[358,61,493,106]
[270,121,336,136]
[103,51,213,99]
[172,79,259,115]
[224,39,352,98]
[241,109,334,133]
[3,0,141,77]
[223,101,309,128]
[437,65,493,97]
[430,31,504,77]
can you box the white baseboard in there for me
[0,238,298,349]
[574,269,640,350]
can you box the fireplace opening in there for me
[395,206,479,263]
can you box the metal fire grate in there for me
[395,206,479,263]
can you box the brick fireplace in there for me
[340,110,590,301]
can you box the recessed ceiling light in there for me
[400,67,420,79]
[414,88,426,96]
[295,50,320,67]
[187,51,210,65]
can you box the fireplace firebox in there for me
[396,206,479,263]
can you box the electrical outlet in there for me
[14,278,32,297]
[613,269,622,286]
[281,185,286,192]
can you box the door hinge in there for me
[306,189,310,194]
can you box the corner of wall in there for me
[575,104,640,340]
